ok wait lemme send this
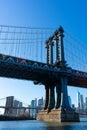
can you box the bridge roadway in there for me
[0,54,87,88]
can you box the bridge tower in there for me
[37,26,79,122]
[4,96,14,115]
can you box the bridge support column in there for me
[44,85,49,109]
[55,78,71,109]
[61,77,71,109]
[56,83,61,109]
[48,85,55,110]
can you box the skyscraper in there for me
[38,97,44,107]
[13,100,23,115]
[68,96,72,107]
[85,97,87,110]
[30,99,37,117]
[34,98,37,107]
[13,100,19,114]
[80,94,84,110]
[76,91,80,108]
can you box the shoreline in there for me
[0,115,36,121]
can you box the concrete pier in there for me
[37,77,79,122]
[37,108,79,122]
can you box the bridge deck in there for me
[0,54,87,88]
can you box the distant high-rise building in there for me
[30,99,37,117]
[18,102,23,114]
[38,97,44,107]
[80,94,84,110]
[85,97,87,110]
[13,100,19,107]
[76,91,80,108]
[13,100,23,115]
[83,102,86,110]
[31,100,35,107]
[13,100,19,114]
[37,97,44,114]
[68,96,72,107]
[34,98,37,107]
[30,97,44,118]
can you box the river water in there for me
[0,118,87,130]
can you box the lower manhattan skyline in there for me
[0,77,87,108]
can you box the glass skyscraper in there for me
[76,91,81,108]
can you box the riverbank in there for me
[0,115,35,121]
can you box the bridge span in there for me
[0,53,86,88]
[0,25,87,122]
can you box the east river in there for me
[0,118,87,130]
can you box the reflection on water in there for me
[0,118,87,130]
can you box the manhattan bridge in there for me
[0,25,87,122]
